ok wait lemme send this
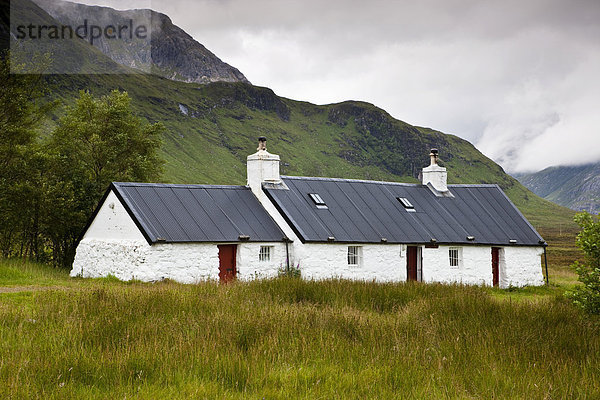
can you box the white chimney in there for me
[421,148,448,192]
[247,137,281,197]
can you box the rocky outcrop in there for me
[327,101,449,178]
[149,12,248,84]
[34,0,249,84]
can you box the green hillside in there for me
[45,73,575,231]
[5,0,574,232]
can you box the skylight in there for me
[309,193,328,209]
[397,197,416,212]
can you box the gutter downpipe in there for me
[284,238,290,274]
[544,244,549,285]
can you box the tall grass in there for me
[1,278,599,399]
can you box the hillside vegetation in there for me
[4,0,575,232]
[47,74,576,232]
[0,260,597,399]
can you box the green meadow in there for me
[1,244,598,399]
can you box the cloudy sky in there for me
[73,0,600,173]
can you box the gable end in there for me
[78,185,154,245]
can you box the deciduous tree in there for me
[0,52,54,259]
[45,90,164,266]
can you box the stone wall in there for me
[295,243,405,282]
[503,246,545,287]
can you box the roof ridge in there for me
[280,175,421,186]
[113,180,501,190]
[113,182,249,190]
[281,176,503,189]
[447,184,500,188]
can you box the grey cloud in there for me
[72,0,600,172]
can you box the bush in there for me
[567,212,600,314]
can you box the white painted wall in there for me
[295,243,405,282]
[83,190,146,241]
[422,245,492,285]
[421,245,543,287]
[503,246,545,287]
[236,242,289,281]
[289,242,543,287]
[73,239,287,283]
[71,191,288,282]
[72,239,216,282]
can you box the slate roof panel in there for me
[111,182,285,243]
[264,177,543,246]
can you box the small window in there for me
[309,193,328,209]
[348,246,362,266]
[397,197,416,212]
[259,246,272,262]
[449,247,460,268]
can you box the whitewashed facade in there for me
[272,243,543,288]
[72,140,545,287]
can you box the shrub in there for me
[567,212,600,314]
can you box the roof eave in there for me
[300,239,545,246]
[111,182,156,246]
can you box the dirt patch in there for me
[0,286,69,294]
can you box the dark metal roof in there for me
[110,182,286,244]
[263,176,544,246]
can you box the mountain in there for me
[3,0,575,231]
[34,0,249,84]
[516,164,600,214]
[5,0,132,74]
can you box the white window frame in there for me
[449,247,461,268]
[259,246,273,262]
[309,193,328,209]
[397,197,416,212]
[347,246,363,267]
[398,197,414,209]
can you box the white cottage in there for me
[71,183,289,283]
[72,138,546,287]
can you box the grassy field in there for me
[538,225,582,288]
[1,242,598,400]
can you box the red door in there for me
[407,246,418,281]
[218,245,237,283]
[492,247,500,287]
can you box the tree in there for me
[0,53,165,266]
[0,53,52,174]
[0,52,55,259]
[45,90,164,266]
[49,90,164,195]
[567,212,600,314]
